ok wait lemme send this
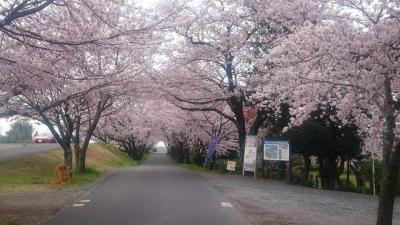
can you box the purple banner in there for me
[207,136,219,159]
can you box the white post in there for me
[242,150,245,176]
[372,149,376,196]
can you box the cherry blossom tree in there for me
[0,0,54,30]
[96,94,239,164]
[163,109,238,164]
[0,0,157,116]
[158,0,324,165]
[3,1,398,223]
[7,44,152,171]
[94,99,164,160]
[1,0,157,172]
[264,0,400,224]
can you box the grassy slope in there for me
[0,143,140,192]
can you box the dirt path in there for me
[0,188,84,225]
[0,171,117,225]
[202,173,400,225]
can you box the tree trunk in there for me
[185,149,190,164]
[376,163,399,225]
[376,75,399,225]
[238,121,246,166]
[303,155,311,182]
[262,158,267,179]
[74,145,79,172]
[318,157,337,190]
[346,159,350,189]
[255,136,264,178]
[64,147,73,168]
[229,96,245,166]
[38,111,73,168]
[288,154,293,182]
[248,109,267,135]
[75,150,86,173]
[74,142,87,173]
[350,164,363,187]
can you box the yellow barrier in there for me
[52,164,72,185]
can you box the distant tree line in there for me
[0,120,33,143]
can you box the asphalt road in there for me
[0,143,60,161]
[46,153,250,225]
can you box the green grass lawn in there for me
[0,143,141,192]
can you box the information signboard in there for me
[226,161,236,171]
[263,141,290,161]
[243,135,257,173]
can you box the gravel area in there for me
[0,171,117,225]
[0,188,85,225]
[202,173,400,225]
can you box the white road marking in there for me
[221,202,233,208]
[73,203,85,207]
[79,200,91,203]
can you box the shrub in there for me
[358,159,400,194]
[192,152,205,166]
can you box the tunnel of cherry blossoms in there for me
[1,1,400,225]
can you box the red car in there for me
[32,135,57,143]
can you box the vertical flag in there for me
[207,135,219,160]
[243,135,257,174]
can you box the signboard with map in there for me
[263,141,290,161]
